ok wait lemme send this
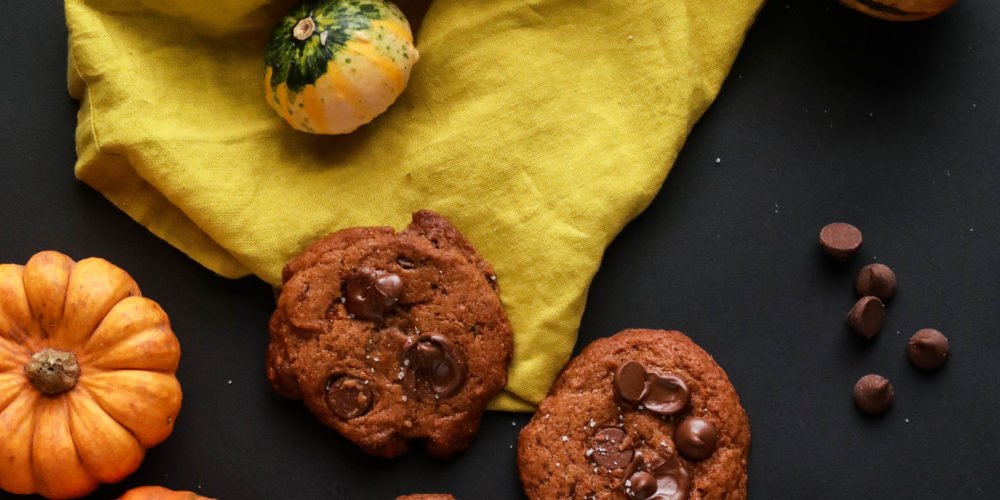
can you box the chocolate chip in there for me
[675,417,719,461]
[847,296,884,339]
[642,373,689,416]
[588,427,634,469]
[614,361,648,404]
[396,257,416,269]
[402,334,465,398]
[855,263,897,302]
[325,376,372,420]
[626,471,658,499]
[623,451,691,500]
[819,222,863,261]
[907,328,949,371]
[613,361,690,416]
[646,456,691,500]
[344,269,403,322]
[853,374,893,416]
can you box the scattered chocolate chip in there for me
[402,334,465,398]
[588,427,634,469]
[853,374,893,416]
[819,222,863,261]
[325,376,372,420]
[396,256,416,269]
[642,373,690,416]
[847,296,885,339]
[907,328,949,371]
[614,361,649,404]
[344,269,403,321]
[855,263,897,302]
[675,417,719,461]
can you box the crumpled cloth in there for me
[66,0,763,411]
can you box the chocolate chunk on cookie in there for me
[267,211,513,458]
[518,329,750,500]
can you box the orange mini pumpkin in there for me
[119,485,213,500]
[839,0,956,21]
[0,251,182,499]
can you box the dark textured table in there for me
[2,1,998,498]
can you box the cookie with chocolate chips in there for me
[266,210,513,458]
[517,329,750,500]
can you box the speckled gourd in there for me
[264,0,419,134]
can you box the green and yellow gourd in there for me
[839,0,956,21]
[264,0,419,134]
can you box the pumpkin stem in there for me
[292,16,316,41]
[25,348,81,396]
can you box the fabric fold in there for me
[66,0,763,411]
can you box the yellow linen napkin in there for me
[66,0,763,411]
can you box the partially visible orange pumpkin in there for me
[839,0,957,21]
[119,485,214,500]
[0,251,182,499]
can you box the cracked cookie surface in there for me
[267,210,513,458]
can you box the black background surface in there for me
[2,1,998,498]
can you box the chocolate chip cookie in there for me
[267,210,513,458]
[518,329,750,499]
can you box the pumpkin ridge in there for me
[852,0,921,16]
[22,250,75,342]
[78,296,179,371]
[66,389,145,483]
[0,378,26,412]
[0,263,42,351]
[72,383,148,459]
[79,370,182,447]
[50,258,141,350]
[0,337,29,365]
[0,390,40,494]
[71,384,142,442]
[30,397,99,499]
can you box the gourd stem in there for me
[292,16,316,41]
[25,348,81,396]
